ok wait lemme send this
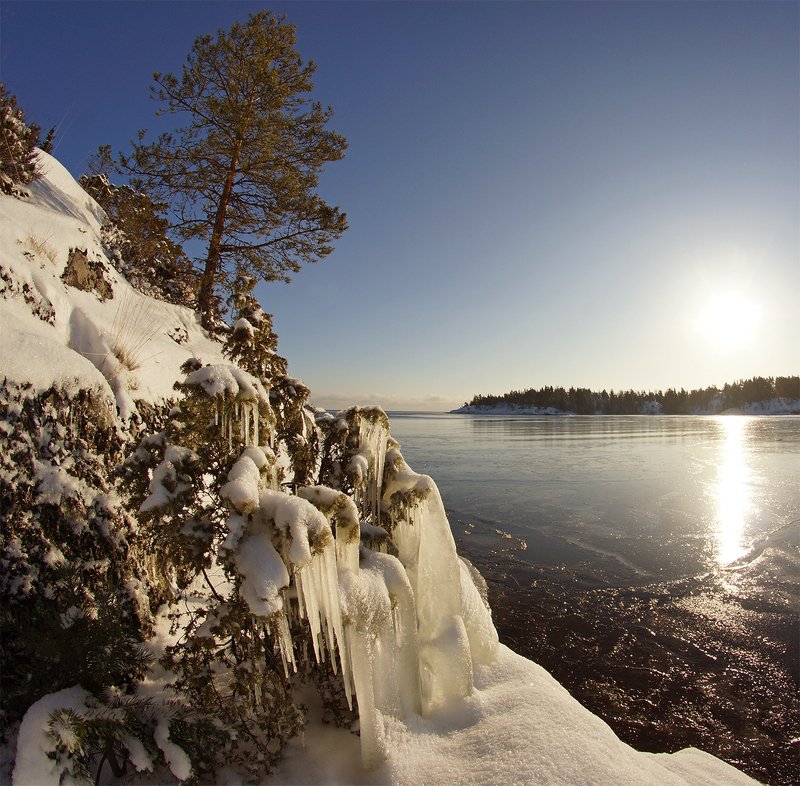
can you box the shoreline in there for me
[450,405,800,416]
[456,527,800,785]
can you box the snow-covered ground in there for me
[268,645,756,786]
[1,154,761,784]
[0,151,227,414]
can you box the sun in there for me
[697,292,761,349]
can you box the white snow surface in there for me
[3,152,760,786]
[0,150,226,415]
[12,686,90,786]
[268,645,756,786]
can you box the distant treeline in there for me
[463,376,800,415]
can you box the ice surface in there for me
[383,449,481,715]
[458,558,499,665]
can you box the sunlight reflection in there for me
[713,418,752,565]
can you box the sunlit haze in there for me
[2,1,797,410]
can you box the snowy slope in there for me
[0,155,760,785]
[0,151,226,418]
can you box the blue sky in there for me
[2,1,797,410]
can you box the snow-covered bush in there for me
[317,406,391,521]
[0,382,153,729]
[0,84,41,196]
[223,273,287,380]
[272,375,319,488]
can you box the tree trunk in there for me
[198,140,243,327]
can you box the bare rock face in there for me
[61,247,113,300]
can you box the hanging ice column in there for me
[381,439,499,716]
[298,485,421,768]
[182,362,275,451]
[346,408,390,524]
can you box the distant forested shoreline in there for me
[456,375,800,415]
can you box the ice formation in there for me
[214,405,499,768]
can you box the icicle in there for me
[356,413,390,524]
[316,550,338,665]
[295,566,322,664]
[274,609,297,677]
[348,626,385,769]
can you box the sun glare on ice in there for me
[697,292,761,349]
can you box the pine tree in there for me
[122,12,348,326]
[0,84,42,195]
[223,273,287,380]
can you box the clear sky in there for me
[2,1,798,411]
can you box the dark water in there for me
[388,414,800,785]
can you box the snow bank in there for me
[268,645,757,786]
[720,398,800,415]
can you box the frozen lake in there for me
[387,413,800,585]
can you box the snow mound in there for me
[269,645,757,786]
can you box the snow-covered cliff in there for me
[1,153,758,785]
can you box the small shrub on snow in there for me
[22,233,58,265]
[107,289,165,372]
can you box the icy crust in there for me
[382,445,499,717]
